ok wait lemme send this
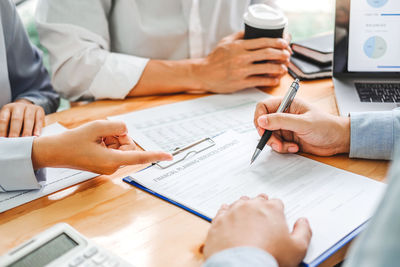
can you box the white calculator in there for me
[0,223,133,267]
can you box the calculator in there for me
[0,223,133,267]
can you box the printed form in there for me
[109,89,270,152]
[128,131,386,264]
[0,123,97,213]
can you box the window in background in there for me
[280,0,335,41]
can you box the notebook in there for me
[291,33,334,65]
[289,54,332,81]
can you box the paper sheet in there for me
[108,88,269,152]
[0,123,98,213]
[129,131,386,264]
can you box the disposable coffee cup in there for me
[243,4,287,40]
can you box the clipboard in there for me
[155,137,216,169]
[123,137,368,267]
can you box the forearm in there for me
[127,59,206,96]
[31,135,60,170]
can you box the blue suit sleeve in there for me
[202,247,278,267]
[350,108,400,160]
[1,0,59,114]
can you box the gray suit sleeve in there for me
[202,247,278,267]
[1,0,59,114]
[350,108,400,160]
[344,144,400,267]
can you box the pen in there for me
[250,78,300,164]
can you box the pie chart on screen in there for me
[367,0,388,8]
[364,36,387,59]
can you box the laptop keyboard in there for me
[355,83,400,103]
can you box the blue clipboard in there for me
[123,175,367,267]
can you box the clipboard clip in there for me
[155,137,216,169]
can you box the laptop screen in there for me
[333,0,400,76]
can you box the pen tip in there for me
[250,149,261,165]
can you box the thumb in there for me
[111,150,173,166]
[85,120,128,137]
[291,218,312,252]
[258,113,309,133]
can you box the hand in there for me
[203,195,312,267]
[192,32,290,94]
[254,97,350,156]
[0,99,45,137]
[32,120,173,174]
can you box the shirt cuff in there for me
[350,111,394,160]
[88,52,149,100]
[0,137,45,192]
[203,247,278,267]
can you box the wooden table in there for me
[0,75,389,267]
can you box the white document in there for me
[0,123,98,213]
[128,131,386,264]
[109,88,269,152]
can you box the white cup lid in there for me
[244,4,287,30]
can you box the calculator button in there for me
[102,258,120,267]
[69,255,85,267]
[92,253,108,264]
[84,247,99,258]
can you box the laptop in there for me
[333,0,400,115]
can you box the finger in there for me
[118,143,137,151]
[286,45,293,55]
[221,31,244,43]
[254,102,268,131]
[104,136,120,149]
[257,113,310,134]
[240,196,250,201]
[21,106,36,137]
[8,105,25,137]
[267,134,299,154]
[33,107,45,136]
[230,196,251,210]
[268,199,284,211]
[0,108,11,137]
[111,150,173,166]
[251,47,291,62]
[243,76,280,88]
[256,126,265,137]
[85,120,128,137]
[291,218,312,252]
[256,194,269,200]
[214,204,229,221]
[117,134,135,146]
[242,37,288,51]
[260,98,285,115]
[246,63,288,76]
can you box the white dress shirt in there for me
[36,0,278,101]
[0,137,44,192]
